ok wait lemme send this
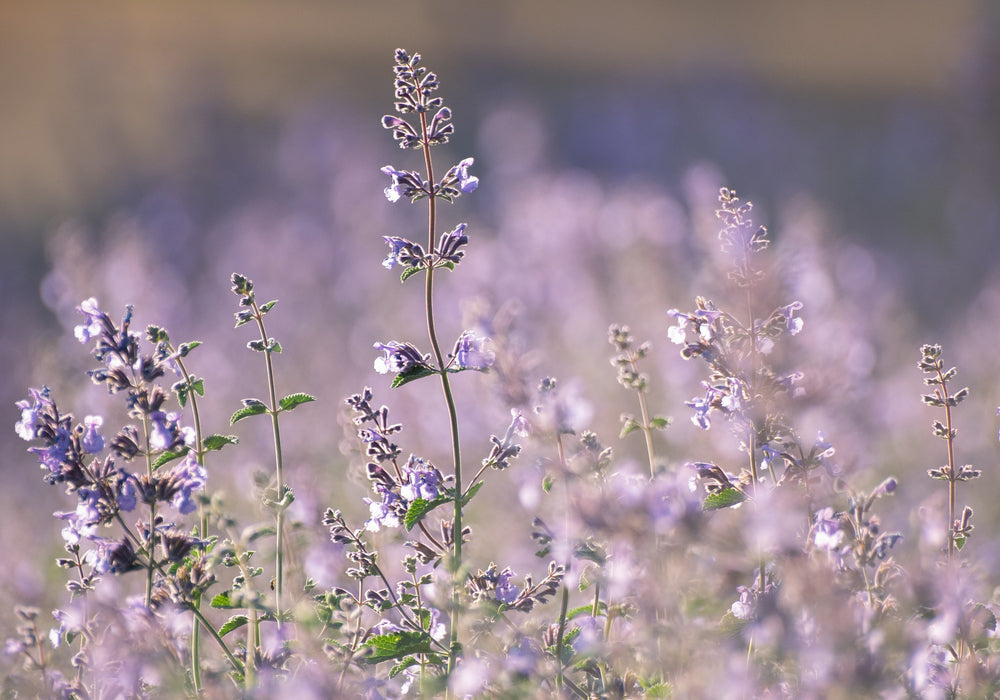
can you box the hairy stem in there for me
[251,304,287,626]
[418,107,465,679]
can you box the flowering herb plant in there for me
[6,47,1000,699]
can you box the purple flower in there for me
[117,474,137,512]
[28,428,71,474]
[373,341,428,375]
[169,453,207,514]
[81,415,104,454]
[14,386,51,441]
[364,483,402,532]
[451,157,478,193]
[811,507,844,552]
[382,236,421,270]
[496,568,519,605]
[399,456,442,501]
[453,331,494,371]
[780,301,804,335]
[149,411,182,451]
[381,165,406,202]
[666,309,688,345]
[74,297,104,344]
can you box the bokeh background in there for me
[3,0,1000,631]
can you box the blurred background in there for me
[3,0,1000,624]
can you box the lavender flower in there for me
[452,331,495,371]
[381,236,424,270]
[364,483,402,532]
[165,453,207,514]
[81,415,105,454]
[74,297,105,344]
[14,386,52,441]
[496,568,519,605]
[399,456,443,501]
[373,341,430,375]
[447,157,479,194]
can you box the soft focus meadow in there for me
[4,5,1000,699]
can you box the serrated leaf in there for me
[279,393,316,412]
[404,496,449,531]
[204,434,239,451]
[219,615,248,637]
[955,536,967,551]
[210,592,237,609]
[152,448,188,471]
[363,631,435,664]
[703,487,746,511]
[231,400,268,425]
[400,265,426,283]
[259,300,278,314]
[391,366,437,389]
[389,657,420,678]
[461,481,484,506]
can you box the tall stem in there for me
[252,306,286,627]
[417,109,465,678]
[173,353,205,692]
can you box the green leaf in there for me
[203,434,239,451]
[219,615,249,637]
[404,496,449,531]
[178,341,202,357]
[542,473,555,493]
[363,631,435,665]
[650,416,671,430]
[279,393,316,412]
[703,487,746,511]
[955,536,967,551]
[391,366,437,389]
[210,592,238,609]
[388,657,420,679]
[619,417,641,438]
[259,300,278,314]
[400,265,426,283]
[461,481,484,506]
[567,603,605,620]
[231,400,268,425]
[152,448,188,471]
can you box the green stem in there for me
[141,416,156,609]
[172,352,205,693]
[251,304,286,627]
[417,107,464,679]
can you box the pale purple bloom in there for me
[117,474,137,512]
[666,309,688,345]
[453,331,494,371]
[364,484,402,532]
[169,453,207,514]
[780,301,804,335]
[399,456,442,501]
[14,387,51,441]
[373,341,427,375]
[74,297,104,344]
[81,415,104,454]
[149,411,181,451]
[452,157,478,193]
[382,236,412,269]
[380,165,406,202]
[29,428,71,474]
[496,568,519,605]
[811,507,844,552]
